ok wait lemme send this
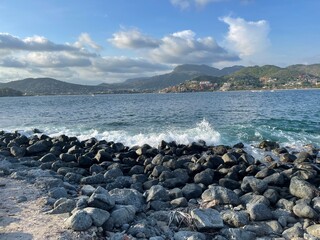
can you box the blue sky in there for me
[0,0,320,84]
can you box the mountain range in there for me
[0,64,319,96]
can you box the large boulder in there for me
[87,186,115,211]
[289,176,318,199]
[65,210,92,231]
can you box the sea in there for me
[1,89,319,158]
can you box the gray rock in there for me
[65,210,93,231]
[146,185,170,202]
[171,197,188,208]
[59,153,76,162]
[241,176,268,194]
[276,198,294,211]
[64,172,83,183]
[221,210,249,227]
[80,173,105,184]
[174,231,206,240]
[263,172,285,186]
[39,153,56,163]
[263,188,280,204]
[220,228,256,240]
[194,169,214,185]
[48,187,68,199]
[306,224,320,238]
[292,202,318,219]
[169,188,183,199]
[289,176,318,199]
[82,207,110,227]
[312,197,320,213]
[202,186,240,205]
[81,185,96,196]
[182,183,203,200]
[87,186,115,211]
[95,150,113,162]
[109,188,145,212]
[191,208,224,230]
[10,146,26,157]
[282,223,304,239]
[16,195,28,203]
[110,205,136,227]
[246,203,273,221]
[240,193,270,206]
[27,140,50,154]
[222,153,238,164]
[50,199,76,214]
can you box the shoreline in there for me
[1,131,320,239]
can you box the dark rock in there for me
[258,140,279,150]
[10,146,26,157]
[222,153,238,165]
[219,178,240,190]
[105,176,133,190]
[59,153,76,162]
[238,153,255,165]
[263,172,286,186]
[146,185,170,202]
[149,200,171,211]
[174,231,206,240]
[27,140,51,154]
[205,155,224,169]
[89,164,104,174]
[171,197,188,208]
[194,168,214,186]
[240,193,270,206]
[241,176,268,194]
[151,166,170,178]
[95,150,113,162]
[221,210,249,227]
[158,170,174,182]
[213,145,228,155]
[128,165,144,175]
[81,185,96,196]
[80,173,105,185]
[169,188,183,199]
[64,172,83,183]
[202,186,240,205]
[65,210,92,231]
[104,168,123,182]
[82,207,110,227]
[182,183,203,200]
[78,155,93,168]
[109,188,145,212]
[233,142,244,148]
[246,203,273,221]
[39,153,56,163]
[110,205,136,228]
[263,188,280,205]
[16,195,28,203]
[50,199,76,214]
[87,186,115,211]
[282,223,304,239]
[289,176,318,199]
[143,179,159,190]
[191,208,224,230]
[48,187,68,199]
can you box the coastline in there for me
[1,131,320,239]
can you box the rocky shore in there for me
[1,130,320,240]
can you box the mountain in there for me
[100,64,244,90]
[0,88,23,97]
[0,78,111,95]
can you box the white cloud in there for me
[149,30,239,64]
[74,33,102,51]
[108,29,160,49]
[220,16,270,57]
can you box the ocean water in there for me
[1,90,319,153]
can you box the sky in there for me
[0,0,320,84]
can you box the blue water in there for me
[0,90,319,150]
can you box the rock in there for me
[241,176,268,194]
[105,176,133,190]
[110,205,136,227]
[16,195,28,203]
[82,207,110,227]
[174,231,206,240]
[246,203,273,221]
[239,153,255,165]
[202,186,240,205]
[282,223,304,239]
[289,176,318,199]
[219,178,240,190]
[48,187,68,199]
[87,186,115,211]
[306,224,320,238]
[64,172,83,183]
[39,153,56,163]
[104,168,123,182]
[59,153,76,162]
[263,188,280,204]
[95,150,113,162]
[191,208,224,230]
[78,155,94,168]
[81,185,96,196]
[263,172,285,186]
[171,197,188,208]
[181,183,203,200]
[80,173,105,184]
[221,210,249,227]
[312,197,320,213]
[27,140,51,154]
[10,145,26,157]
[194,169,214,185]
[220,228,256,240]
[276,198,294,211]
[109,188,145,212]
[149,200,171,211]
[146,185,170,202]
[240,193,270,206]
[292,202,318,219]
[169,188,183,199]
[222,153,238,165]
[258,140,279,150]
[50,199,76,214]
[65,210,93,231]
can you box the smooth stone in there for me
[246,203,273,221]
[39,153,56,163]
[293,203,318,219]
[16,195,28,203]
[104,168,123,182]
[191,208,224,230]
[59,153,76,162]
[81,185,96,196]
[289,176,317,199]
[82,207,110,227]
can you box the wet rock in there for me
[82,207,110,227]
[258,140,279,150]
[289,176,318,199]
[202,186,240,205]
[65,209,93,231]
[87,186,115,211]
[191,208,224,230]
[246,203,273,221]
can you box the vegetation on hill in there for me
[0,88,23,97]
